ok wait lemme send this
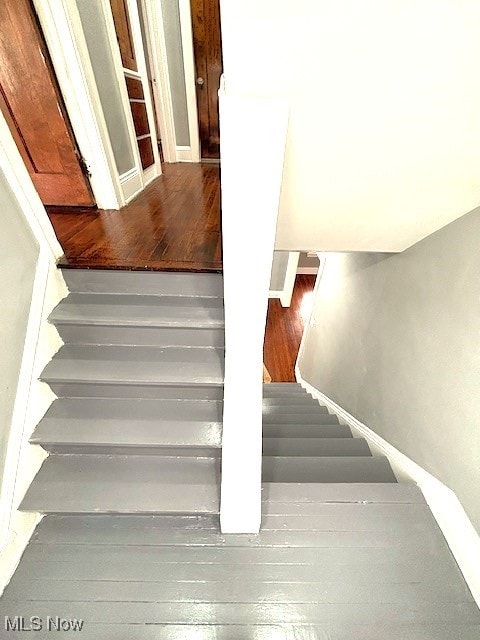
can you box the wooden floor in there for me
[2,485,479,639]
[48,164,222,272]
[264,275,316,382]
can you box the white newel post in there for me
[219,86,289,533]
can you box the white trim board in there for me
[295,369,480,609]
[178,0,200,162]
[120,168,143,203]
[176,146,196,163]
[142,0,177,162]
[296,267,319,275]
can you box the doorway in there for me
[0,0,95,207]
[189,0,223,160]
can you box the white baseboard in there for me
[296,267,318,275]
[176,146,198,163]
[120,168,143,203]
[295,368,480,608]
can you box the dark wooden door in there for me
[190,0,223,159]
[0,0,94,207]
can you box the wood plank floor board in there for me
[1,601,478,625]
[48,164,222,272]
[264,276,316,381]
[0,623,476,640]
[3,577,472,605]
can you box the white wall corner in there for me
[295,367,480,609]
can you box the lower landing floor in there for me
[1,483,479,639]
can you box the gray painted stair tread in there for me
[41,345,224,386]
[62,269,223,297]
[263,424,352,438]
[32,419,221,450]
[20,455,219,514]
[262,482,425,504]
[51,293,224,328]
[263,456,397,483]
[262,437,371,457]
[263,413,338,424]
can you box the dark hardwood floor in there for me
[264,275,316,382]
[48,163,222,272]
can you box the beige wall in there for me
[220,0,480,251]
[298,207,480,533]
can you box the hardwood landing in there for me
[48,164,222,272]
[264,275,316,382]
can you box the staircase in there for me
[20,269,225,516]
[262,382,397,483]
[5,268,479,636]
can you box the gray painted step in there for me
[41,345,224,395]
[262,437,371,457]
[262,397,318,406]
[264,383,302,388]
[56,324,225,347]
[263,413,339,424]
[262,404,328,415]
[20,455,220,515]
[262,456,397,483]
[62,269,223,297]
[32,399,222,456]
[263,385,305,394]
[50,293,224,328]
[262,423,352,438]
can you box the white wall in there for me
[220,0,480,251]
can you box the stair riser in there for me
[62,270,224,297]
[262,425,352,438]
[262,457,398,483]
[263,415,339,425]
[263,406,328,415]
[263,391,310,397]
[262,438,371,457]
[47,383,225,400]
[54,324,225,348]
[262,398,318,405]
[40,445,221,457]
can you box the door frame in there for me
[141,0,177,163]
[34,0,163,208]
[33,0,123,209]
[178,0,201,162]
[142,0,201,163]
